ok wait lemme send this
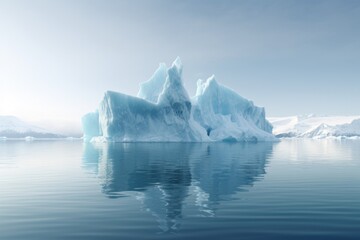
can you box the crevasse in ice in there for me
[82,57,275,142]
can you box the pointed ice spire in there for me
[157,57,192,121]
[137,63,167,103]
[195,75,217,96]
[171,56,183,75]
[158,57,189,104]
[166,57,183,86]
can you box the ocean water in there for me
[0,140,359,240]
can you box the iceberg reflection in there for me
[82,142,273,232]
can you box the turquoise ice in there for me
[82,58,274,142]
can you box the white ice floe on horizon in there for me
[0,115,64,139]
[268,115,360,139]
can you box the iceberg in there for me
[82,58,275,142]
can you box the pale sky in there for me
[1,0,360,134]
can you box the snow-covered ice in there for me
[0,115,63,138]
[82,58,275,142]
[268,115,360,139]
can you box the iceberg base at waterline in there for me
[82,58,275,142]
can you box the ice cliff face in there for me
[82,112,100,141]
[193,76,273,141]
[82,58,275,142]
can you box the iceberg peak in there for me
[137,63,167,103]
[207,74,217,83]
[171,56,183,75]
[158,63,189,106]
[195,75,218,97]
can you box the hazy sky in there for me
[1,0,360,130]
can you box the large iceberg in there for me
[82,58,275,142]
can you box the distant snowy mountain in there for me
[268,115,360,139]
[0,116,64,138]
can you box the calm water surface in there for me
[0,140,359,240]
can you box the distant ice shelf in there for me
[268,115,360,139]
[82,57,275,142]
[0,115,65,139]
